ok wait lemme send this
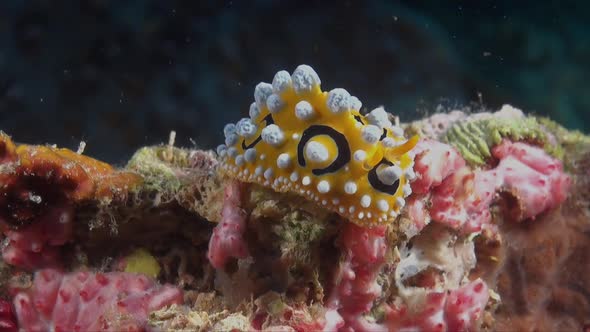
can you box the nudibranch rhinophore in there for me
[216,65,418,225]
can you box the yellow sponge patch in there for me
[124,248,161,279]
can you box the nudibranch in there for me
[216,65,418,225]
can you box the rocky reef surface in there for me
[0,103,588,331]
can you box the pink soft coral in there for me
[384,279,489,332]
[430,167,496,233]
[406,140,467,234]
[319,210,489,332]
[1,205,73,271]
[11,269,183,332]
[207,180,249,269]
[490,140,570,220]
[412,139,570,234]
[411,139,466,195]
[405,195,432,236]
[444,280,490,331]
[324,223,388,331]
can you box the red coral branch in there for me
[207,180,249,269]
[0,299,17,332]
[324,223,388,331]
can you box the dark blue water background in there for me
[0,1,588,163]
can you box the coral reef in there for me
[406,108,589,331]
[0,65,588,331]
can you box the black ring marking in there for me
[297,125,351,176]
[380,128,388,141]
[242,114,274,150]
[368,158,400,195]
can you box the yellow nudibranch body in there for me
[217,65,418,226]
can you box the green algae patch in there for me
[273,210,326,265]
[126,145,191,195]
[248,186,331,267]
[537,117,590,172]
[443,115,552,167]
[124,144,224,222]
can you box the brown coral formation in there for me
[0,133,147,270]
[0,133,142,228]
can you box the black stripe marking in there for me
[354,115,365,125]
[368,159,400,195]
[380,128,388,141]
[242,114,274,150]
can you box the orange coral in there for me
[0,132,17,163]
[0,133,142,228]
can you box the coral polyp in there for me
[218,65,418,225]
